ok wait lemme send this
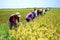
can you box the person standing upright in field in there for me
[26,11,34,22]
[9,12,21,29]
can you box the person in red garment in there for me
[9,12,21,29]
[37,9,42,15]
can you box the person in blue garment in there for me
[34,8,38,17]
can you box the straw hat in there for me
[16,12,21,17]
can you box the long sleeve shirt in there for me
[9,14,19,22]
[26,12,34,19]
[34,10,37,16]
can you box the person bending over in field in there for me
[26,11,34,22]
[37,9,42,15]
[45,8,50,12]
[34,8,38,17]
[9,12,21,29]
[41,8,50,15]
[41,9,46,15]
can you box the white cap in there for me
[16,12,21,17]
[18,15,21,17]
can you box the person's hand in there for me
[17,22,20,27]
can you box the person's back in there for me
[26,12,33,19]
[26,12,34,22]
[9,14,15,22]
[9,14,19,22]
[37,9,42,15]
[9,12,20,29]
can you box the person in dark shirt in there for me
[9,12,21,29]
[37,9,42,15]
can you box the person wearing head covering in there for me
[9,12,21,29]
[26,11,34,22]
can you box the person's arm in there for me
[17,17,20,23]
[16,15,20,23]
[17,17,20,26]
[31,14,34,21]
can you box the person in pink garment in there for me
[26,11,34,22]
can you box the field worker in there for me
[32,12,36,19]
[34,8,38,17]
[45,8,50,12]
[9,12,21,29]
[41,9,46,15]
[37,9,42,15]
[26,11,34,22]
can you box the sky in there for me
[0,0,60,8]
